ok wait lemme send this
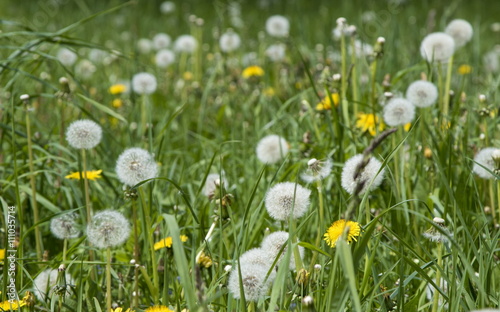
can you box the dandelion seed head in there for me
[160,1,175,14]
[265,44,286,62]
[406,80,438,108]
[239,248,271,267]
[341,154,384,195]
[219,30,241,53]
[132,72,157,95]
[420,32,455,63]
[137,38,153,54]
[445,19,473,48]
[153,33,171,50]
[115,147,158,187]
[383,97,415,126]
[256,134,289,164]
[228,263,275,301]
[50,213,80,240]
[202,173,228,197]
[261,231,304,270]
[265,15,289,37]
[155,49,176,68]
[174,35,198,53]
[87,210,130,249]
[301,158,333,183]
[65,119,102,149]
[265,182,311,221]
[57,48,77,67]
[33,269,74,302]
[472,147,500,179]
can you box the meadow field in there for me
[1,0,500,311]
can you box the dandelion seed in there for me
[65,119,103,149]
[324,219,361,248]
[315,93,340,110]
[174,35,198,54]
[152,33,171,50]
[341,154,384,195]
[265,182,311,221]
[65,170,102,181]
[242,65,264,78]
[265,15,290,37]
[115,148,158,186]
[472,147,500,179]
[33,269,74,301]
[87,210,130,249]
[50,213,80,240]
[383,98,415,126]
[265,44,286,62]
[356,113,385,136]
[261,231,304,270]
[406,80,438,108]
[155,49,175,68]
[300,158,333,183]
[57,48,77,67]
[219,30,241,52]
[153,235,188,250]
[132,72,157,95]
[228,263,275,302]
[256,134,289,164]
[445,19,473,48]
[420,32,455,63]
[145,305,174,312]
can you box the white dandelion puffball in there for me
[219,31,241,53]
[265,15,290,37]
[300,158,333,183]
[261,231,304,270]
[137,38,153,54]
[174,35,198,54]
[155,49,176,68]
[87,210,130,249]
[57,48,77,67]
[65,119,102,149]
[115,147,158,187]
[383,98,416,126]
[33,269,74,301]
[202,173,228,197]
[265,182,311,221]
[88,48,109,64]
[160,1,175,14]
[132,72,157,95]
[50,213,80,240]
[265,44,286,62]
[239,248,271,267]
[472,147,499,179]
[256,134,289,164]
[153,33,171,50]
[406,80,438,108]
[349,39,374,57]
[341,154,385,195]
[75,59,96,79]
[420,32,455,63]
[445,19,473,48]
[228,263,275,301]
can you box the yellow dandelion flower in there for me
[324,219,361,248]
[197,251,213,268]
[154,235,188,250]
[0,292,31,311]
[424,147,432,159]
[263,87,275,96]
[183,72,193,80]
[145,305,174,312]
[0,249,5,262]
[65,170,102,181]
[112,98,123,108]
[110,308,134,312]
[403,123,411,132]
[109,84,127,95]
[356,113,385,136]
[457,64,472,75]
[316,93,339,111]
[242,65,264,78]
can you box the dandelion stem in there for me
[431,242,443,312]
[106,247,112,312]
[309,179,324,270]
[340,31,351,129]
[442,55,454,120]
[132,199,139,309]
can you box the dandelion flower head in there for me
[115,147,158,187]
[154,235,188,250]
[87,210,130,249]
[265,44,286,62]
[423,217,453,243]
[256,134,289,164]
[445,19,473,48]
[0,292,31,310]
[109,84,127,95]
[202,173,228,197]
[137,38,153,54]
[341,154,384,195]
[33,269,74,301]
[174,35,198,53]
[228,263,275,302]
[132,72,157,95]
[50,213,80,240]
[239,248,271,268]
[383,97,415,126]
[155,49,176,68]
[153,33,171,50]
[316,93,340,111]
[65,169,102,181]
[261,231,304,270]
[219,30,241,52]
[265,182,311,221]
[65,119,102,149]
[300,158,333,183]
[242,65,264,78]
[57,48,77,67]
[420,32,455,63]
[472,147,500,179]
[356,113,385,136]
[160,1,176,14]
[145,305,174,312]
[406,80,438,108]
[324,219,361,248]
[265,15,290,37]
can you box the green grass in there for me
[1,0,499,311]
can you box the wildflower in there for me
[300,158,333,183]
[256,134,289,164]
[265,15,290,37]
[155,49,175,68]
[302,295,314,306]
[0,292,31,310]
[341,154,385,195]
[132,72,157,95]
[65,169,102,181]
[75,60,96,79]
[239,248,271,267]
[458,64,472,75]
[472,147,500,179]
[423,217,452,243]
[242,65,264,78]
[0,249,4,261]
[87,210,131,249]
[174,35,198,53]
[197,251,213,268]
[263,87,275,96]
[137,38,153,54]
[153,33,171,50]
[57,48,77,66]
[265,182,311,221]
[424,147,433,159]
[420,32,455,63]
[160,1,175,14]
[261,231,304,270]
[356,113,385,136]
[219,30,241,52]
[50,213,80,240]
[228,263,275,301]
[65,119,103,149]
[265,44,286,62]
[383,98,415,126]
[324,219,361,248]
[109,84,127,95]
[153,235,188,250]
[111,308,134,312]
[406,80,438,108]
[316,93,340,110]
[112,99,123,108]
[115,147,158,187]
[445,19,473,48]
[33,269,74,301]
[202,173,228,197]
[145,305,174,312]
